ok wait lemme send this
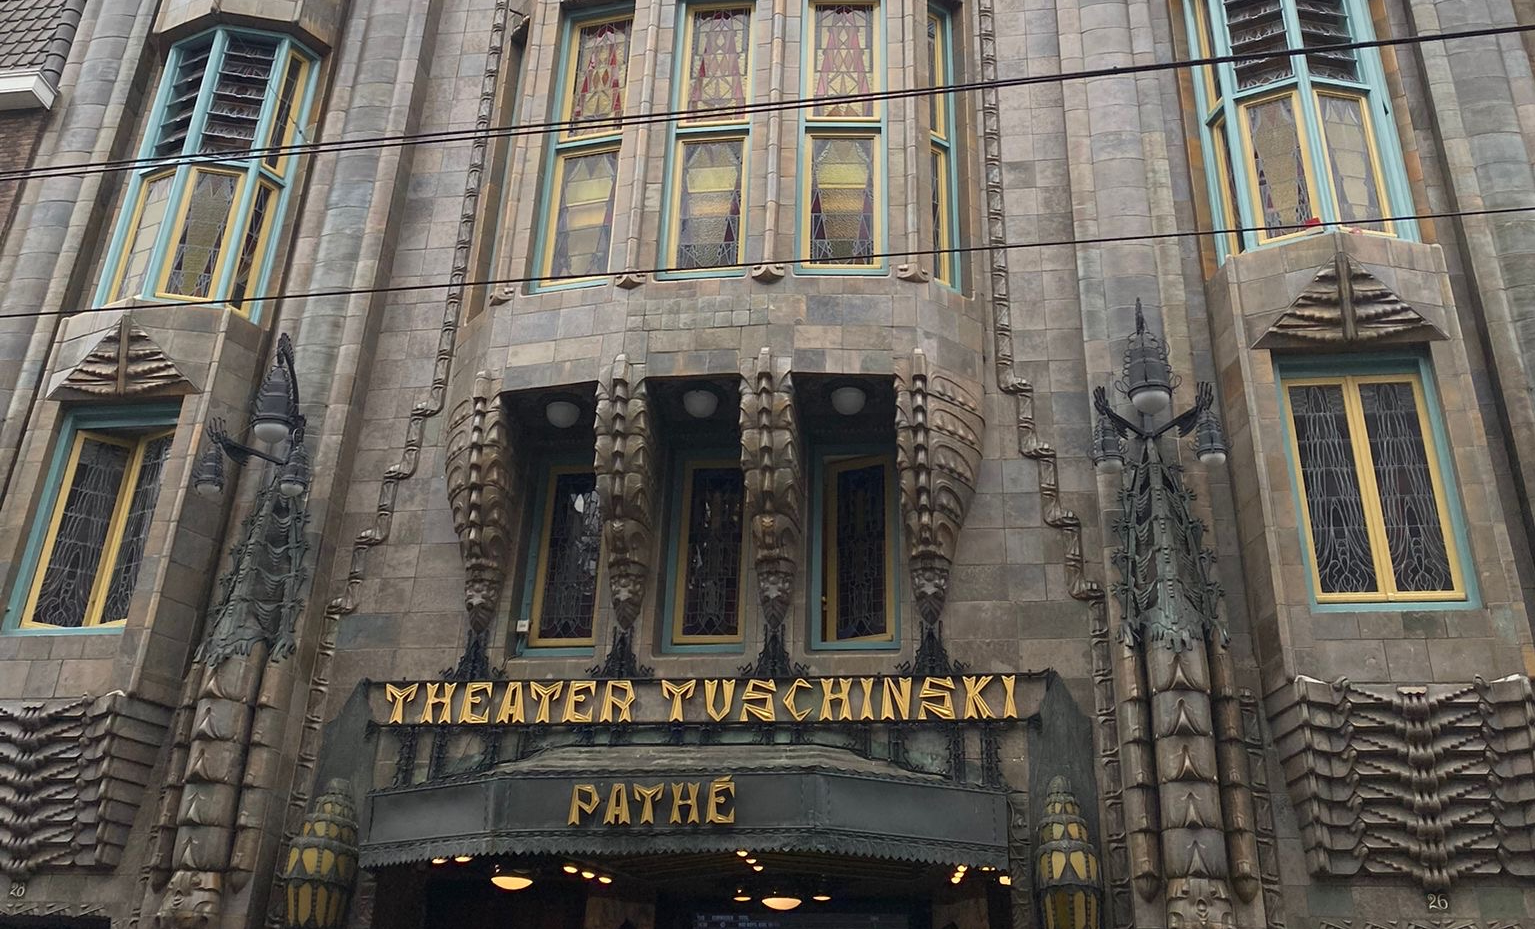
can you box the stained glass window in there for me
[24,429,174,628]
[807,135,876,265]
[1283,373,1462,602]
[101,31,316,314]
[566,19,632,134]
[1319,95,1385,226]
[1246,96,1313,237]
[823,456,893,642]
[549,150,619,278]
[676,140,745,269]
[682,8,750,120]
[674,465,746,642]
[812,4,876,118]
[530,470,602,644]
[927,9,958,286]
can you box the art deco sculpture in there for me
[593,355,656,677]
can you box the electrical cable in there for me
[1,204,1531,321]
[0,21,1530,184]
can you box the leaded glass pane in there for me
[832,462,888,640]
[100,435,174,624]
[676,139,744,269]
[1246,97,1313,236]
[1223,0,1291,88]
[683,8,750,120]
[1357,382,1455,593]
[932,145,952,283]
[537,472,601,641]
[926,15,944,136]
[1298,0,1358,82]
[678,467,745,639]
[549,150,619,277]
[566,19,631,134]
[164,170,239,297]
[812,4,876,119]
[1288,384,1378,594]
[32,438,133,628]
[1319,95,1384,225]
[807,135,875,264]
[230,184,275,308]
[117,174,175,299]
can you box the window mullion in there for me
[1341,377,1398,599]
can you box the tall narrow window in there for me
[1281,368,1466,603]
[927,9,959,286]
[817,453,896,644]
[525,467,603,646]
[664,5,753,274]
[1181,0,1410,257]
[9,417,177,631]
[800,1,883,270]
[536,14,633,288]
[98,30,317,319]
[667,459,747,645]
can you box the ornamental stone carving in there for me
[49,314,197,400]
[894,349,983,673]
[1272,674,1535,890]
[1254,252,1447,349]
[594,355,656,677]
[739,348,805,677]
[445,373,518,671]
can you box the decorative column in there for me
[593,355,656,678]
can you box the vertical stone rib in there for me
[1210,642,1260,902]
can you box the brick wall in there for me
[0,109,47,251]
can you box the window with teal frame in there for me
[660,4,754,277]
[660,451,748,651]
[517,458,603,653]
[4,405,181,634]
[96,29,318,320]
[1181,0,1415,261]
[1275,355,1476,610]
[926,6,960,287]
[798,0,886,273]
[808,446,899,649]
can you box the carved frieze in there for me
[594,355,656,677]
[1273,674,1535,890]
[51,314,196,399]
[739,349,805,677]
[894,350,983,672]
[1254,252,1447,349]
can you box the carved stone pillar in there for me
[739,348,805,677]
[894,349,983,673]
[593,355,656,677]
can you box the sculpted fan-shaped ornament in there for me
[282,780,359,929]
[1035,776,1103,929]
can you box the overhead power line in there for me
[1,22,1531,185]
[2,205,1532,322]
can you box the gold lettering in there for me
[568,784,600,825]
[634,784,665,824]
[661,680,697,722]
[918,677,956,720]
[1002,674,1018,719]
[530,681,563,723]
[705,679,736,721]
[739,679,776,722]
[819,678,854,721]
[385,683,418,724]
[881,677,912,720]
[670,782,701,824]
[857,678,877,720]
[707,776,737,824]
[563,680,595,723]
[495,682,525,724]
[421,682,457,724]
[600,681,636,722]
[962,675,996,719]
[783,678,812,721]
[603,783,631,825]
[459,681,493,724]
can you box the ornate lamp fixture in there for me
[1035,777,1102,929]
[192,333,311,499]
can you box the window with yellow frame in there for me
[665,458,748,646]
[926,8,960,287]
[97,29,317,320]
[1280,370,1466,603]
[523,465,604,647]
[16,427,176,629]
[534,12,634,289]
[818,453,897,644]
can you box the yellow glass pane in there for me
[811,3,876,118]
[116,174,174,299]
[1319,94,1386,227]
[675,139,744,269]
[163,170,240,297]
[566,19,631,134]
[682,7,751,120]
[549,150,619,277]
[807,135,875,265]
[1245,96,1313,237]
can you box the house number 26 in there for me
[1426,893,1450,911]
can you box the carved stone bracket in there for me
[594,355,656,676]
[50,314,198,400]
[1254,251,1448,350]
[749,263,785,283]
[739,348,808,678]
[895,349,982,674]
[1273,674,1535,890]
[445,373,518,677]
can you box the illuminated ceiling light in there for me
[751,865,764,872]
[562,865,580,874]
[761,893,803,912]
[744,858,757,865]
[830,385,866,416]
[811,892,831,903]
[453,855,473,863]
[949,876,962,885]
[998,874,1013,886]
[545,399,580,429]
[490,866,533,892]
[430,857,448,865]
[956,865,968,872]
[733,889,753,903]
[581,870,596,880]
[736,850,750,858]
[683,388,720,419]
[597,875,613,885]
